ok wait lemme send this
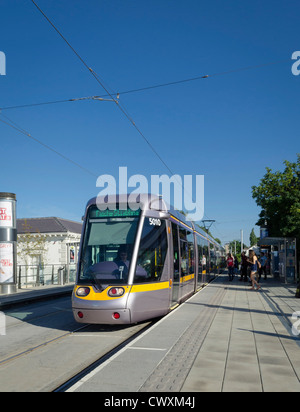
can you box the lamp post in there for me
[201,220,215,233]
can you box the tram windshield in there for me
[78,206,141,286]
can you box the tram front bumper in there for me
[73,307,131,324]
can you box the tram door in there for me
[171,223,180,306]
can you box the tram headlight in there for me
[108,287,125,297]
[76,287,90,297]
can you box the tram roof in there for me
[86,194,222,249]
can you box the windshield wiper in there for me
[92,276,105,292]
[82,268,105,291]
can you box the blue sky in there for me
[0,0,299,246]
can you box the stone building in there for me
[17,217,82,285]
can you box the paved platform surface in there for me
[1,276,300,392]
[0,284,74,309]
[68,274,300,392]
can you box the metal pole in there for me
[241,230,243,252]
[295,238,299,297]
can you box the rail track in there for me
[0,295,153,392]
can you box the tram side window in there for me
[135,218,168,283]
[172,223,180,281]
[210,243,216,273]
[187,231,195,275]
[203,241,209,273]
[197,237,203,275]
[197,237,208,275]
[179,228,188,277]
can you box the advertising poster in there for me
[0,201,13,228]
[70,246,75,263]
[0,243,14,283]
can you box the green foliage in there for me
[17,219,47,266]
[252,154,300,240]
[249,228,258,246]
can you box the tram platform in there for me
[69,274,300,393]
[0,284,74,309]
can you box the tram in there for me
[72,194,224,324]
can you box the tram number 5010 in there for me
[149,218,161,226]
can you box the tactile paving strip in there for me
[139,285,227,392]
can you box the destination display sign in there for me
[90,208,140,218]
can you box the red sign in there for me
[0,208,11,221]
[0,202,13,227]
[0,259,13,267]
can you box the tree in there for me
[252,154,300,239]
[249,228,258,246]
[17,219,47,266]
[252,155,300,272]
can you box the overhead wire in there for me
[0,58,289,111]
[28,0,279,233]
[29,0,289,183]
[0,95,116,111]
[28,0,209,224]
[0,112,98,177]
[114,58,289,95]
[29,0,175,177]
[8,1,285,235]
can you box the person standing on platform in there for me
[234,255,239,275]
[258,252,267,281]
[247,250,261,290]
[227,253,234,281]
[240,252,248,282]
